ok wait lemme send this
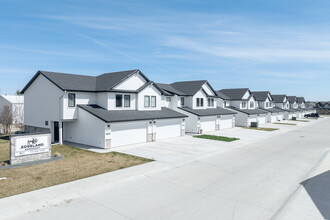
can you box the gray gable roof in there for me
[262,107,285,113]
[179,107,237,116]
[21,69,150,93]
[79,105,187,123]
[216,91,230,100]
[156,83,187,96]
[287,96,297,103]
[272,95,287,103]
[219,88,250,100]
[251,91,271,101]
[228,106,268,115]
[170,80,216,96]
[296,97,305,104]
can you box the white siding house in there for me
[0,95,24,124]
[251,91,285,123]
[22,70,187,148]
[218,88,269,127]
[157,81,237,134]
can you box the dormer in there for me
[251,91,273,109]
[169,80,218,110]
[219,88,253,110]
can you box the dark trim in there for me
[21,71,65,94]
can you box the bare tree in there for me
[12,96,24,131]
[0,106,13,134]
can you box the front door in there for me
[54,121,59,143]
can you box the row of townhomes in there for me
[21,69,314,149]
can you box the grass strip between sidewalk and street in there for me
[243,127,279,131]
[0,136,152,199]
[194,135,239,142]
[289,119,309,122]
[274,122,297,125]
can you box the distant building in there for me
[0,95,24,124]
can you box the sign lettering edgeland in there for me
[15,136,49,156]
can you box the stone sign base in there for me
[10,132,51,165]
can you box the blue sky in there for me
[1,0,330,101]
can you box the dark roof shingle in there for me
[179,107,237,116]
[78,105,187,123]
[218,88,250,100]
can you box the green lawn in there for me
[194,135,239,142]
[273,122,297,125]
[243,127,279,131]
[0,137,152,199]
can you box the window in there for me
[208,98,214,107]
[166,97,171,102]
[116,94,122,107]
[45,121,48,126]
[249,101,254,108]
[242,101,247,108]
[181,97,185,106]
[196,98,204,107]
[151,96,156,107]
[266,102,269,108]
[144,96,150,107]
[68,93,76,107]
[124,95,130,107]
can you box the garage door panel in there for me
[111,121,147,147]
[200,119,216,132]
[258,116,267,125]
[157,119,181,140]
[220,119,233,129]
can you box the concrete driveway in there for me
[1,117,329,220]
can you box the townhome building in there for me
[287,96,303,118]
[272,95,295,120]
[21,70,187,148]
[217,88,269,127]
[251,91,285,123]
[156,81,237,134]
[296,97,308,116]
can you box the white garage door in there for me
[270,115,277,123]
[220,119,233,129]
[111,121,147,147]
[277,114,283,121]
[258,116,267,125]
[200,117,216,132]
[157,119,181,140]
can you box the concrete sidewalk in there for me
[274,150,330,220]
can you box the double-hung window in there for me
[116,94,123,107]
[242,101,247,108]
[200,98,204,107]
[249,101,254,108]
[124,95,130,107]
[144,96,150,107]
[68,93,76,107]
[196,98,200,107]
[151,96,156,107]
[181,97,185,107]
[166,97,171,102]
[208,98,214,107]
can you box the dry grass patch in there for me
[274,122,297,125]
[243,127,279,131]
[0,139,152,199]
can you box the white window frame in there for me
[68,93,76,107]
